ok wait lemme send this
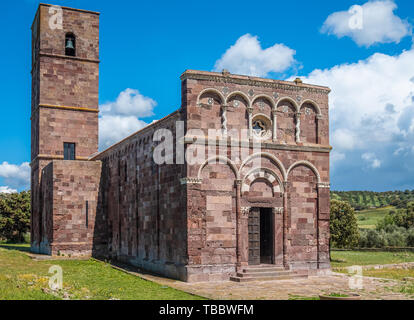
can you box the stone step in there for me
[230,274,308,283]
[237,271,291,278]
[242,267,286,273]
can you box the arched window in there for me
[65,33,76,56]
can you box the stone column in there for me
[272,207,283,265]
[235,179,242,271]
[282,181,289,269]
[272,109,277,142]
[295,112,301,143]
[247,106,254,139]
[222,105,228,136]
[240,207,250,268]
[316,114,323,144]
[317,182,331,269]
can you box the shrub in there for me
[359,229,387,248]
[384,228,407,247]
[0,191,31,243]
[407,229,414,247]
[330,200,360,248]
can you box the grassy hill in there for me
[331,190,414,211]
[355,206,395,229]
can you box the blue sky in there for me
[1,0,414,192]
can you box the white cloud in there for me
[362,153,382,168]
[295,45,414,189]
[0,162,30,190]
[100,88,156,118]
[321,0,411,47]
[99,115,148,150]
[0,186,17,194]
[99,89,156,150]
[214,34,296,77]
[332,129,357,150]
[330,151,346,169]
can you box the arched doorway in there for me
[248,207,274,265]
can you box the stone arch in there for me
[197,155,240,180]
[300,99,322,116]
[287,160,321,183]
[239,152,287,182]
[277,97,300,113]
[197,88,226,106]
[252,94,276,109]
[242,167,284,194]
[226,91,251,108]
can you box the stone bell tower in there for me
[30,4,100,253]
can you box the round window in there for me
[252,116,272,140]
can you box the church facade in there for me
[30,4,331,282]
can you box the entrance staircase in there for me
[230,265,308,282]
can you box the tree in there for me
[330,199,360,248]
[0,191,31,243]
[377,203,414,230]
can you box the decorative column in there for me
[240,207,250,268]
[295,112,301,143]
[282,181,289,269]
[316,114,323,144]
[317,182,331,269]
[235,179,242,271]
[247,106,254,139]
[272,207,283,264]
[221,105,228,136]
[272,109,277,142]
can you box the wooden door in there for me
[248,209,260,265]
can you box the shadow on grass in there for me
[0,243,31,253]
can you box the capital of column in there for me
[241,207,251,216]
[273,207,284,215]
[317,182,330,189]
[247,106,254,114]
[180,177,203,185]
[235,179,243,187]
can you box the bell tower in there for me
[31,4,100,252]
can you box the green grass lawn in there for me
[362,268,414,281]
[356,206,394,229]
[331,250,414,268]
[332,252,414,297]
[0,244,205,300]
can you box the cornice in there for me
[38,3,100,16]
[181,70,331,95]
[30,154,90,166]
[39,52,100,64]
[182,135,332,153]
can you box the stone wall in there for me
[93,112,189,280]
[181,70,331,280]
[38,160,102,256]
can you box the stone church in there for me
[31,4,331,282]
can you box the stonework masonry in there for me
[31,4,332,282]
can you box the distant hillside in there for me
[331,190,414,211]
